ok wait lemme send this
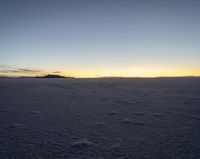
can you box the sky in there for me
[0,0,200,77]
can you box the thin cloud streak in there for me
[0,69,43,74]
[52,71,62,74]
[0,64,66,77]
[0,65,46,76]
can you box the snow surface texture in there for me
[0,78,200,159]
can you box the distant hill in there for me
[35,74,73,78]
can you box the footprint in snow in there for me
[152,114,162,117]
[189,115,200,120]
[31,111,42,114]
[95,122,106,127]
[10,123,21,128]
[133,121,146,126]
[71,138,95,148]
[109,110,117,115]
[133,112,145,116]
[122,118,132,124]
[109,143,121,149]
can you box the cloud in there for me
[0,69,43,74]
[0,65,46,76]
[0,64,14,69]
[52,71,62,73]
[0,65,66,77]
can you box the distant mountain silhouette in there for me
[35,74,73,78]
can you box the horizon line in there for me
[1,75,200,79]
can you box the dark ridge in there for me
[0,76,9,78]
[35,74,73,78]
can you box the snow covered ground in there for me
[0,78,200,159]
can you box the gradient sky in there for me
[0,0,200,77]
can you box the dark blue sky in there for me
[1,0,200,77]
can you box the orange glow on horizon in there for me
[1,66,200,78]
[60,67,200,78]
